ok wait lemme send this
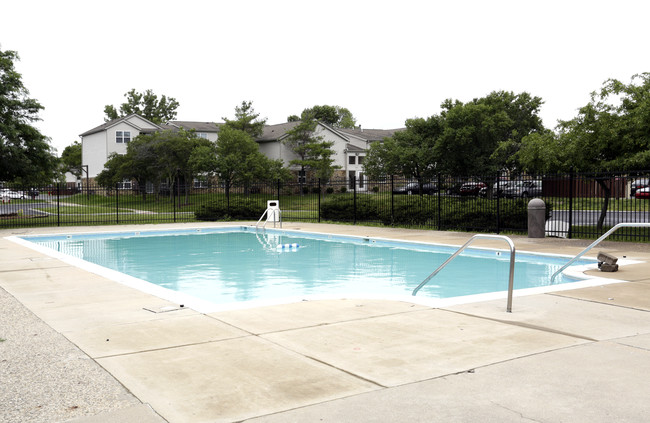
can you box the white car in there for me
[0,189,25,199]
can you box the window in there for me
[193,178,209,189]
[116,131,131,143]
[358,156,364,164]
[298,170,306,184]
[196,132,208,139]
[349,156,356,165]
[116,179,132,190]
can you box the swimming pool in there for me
[12,226,610,312]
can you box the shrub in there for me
[326,187,334,194]
[339,187,347,193]
[372,186,380,193]
[195,198,265,221]
[321,195,381,222]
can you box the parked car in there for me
[478,181,513,198]
[0,189,25,199]
[635,187,650,199]
[392,182,438,195]
[502,180,542,198]
[631,178,649,197]
[459,182,486,196]
[445,182,465,196]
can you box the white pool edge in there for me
[6,225,637,314]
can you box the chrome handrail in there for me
[550,222,650,284]
[412,234,516,312]
[255,208,282,232]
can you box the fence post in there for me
[173,179,177,223]
[353,175,357,225]
[568,170,574,239]
[56,183,61,227]
[318,178,321,223]
[391,175,395,226]
[496,173,501,234]
[437,174,442,230]
[115,183,119,224]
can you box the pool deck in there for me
[1,222,650,422]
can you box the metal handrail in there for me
[255,208,282,232]
[550,222,650,284]
[412,234,517,312]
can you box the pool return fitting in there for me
[412,234,516,313]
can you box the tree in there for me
[283,117,340,184]
[95,153,127,192]
[299,105,357,128]
[60,141,82,178]
[434,91,545,177]
[363,117,441,194]
[222,101,266,138]
[104,89,179,124]
[190,126,286,198]
[0,47,58,185]
[516,73,650,229]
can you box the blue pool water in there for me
[22,227,593,307]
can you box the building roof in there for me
[79,114,163,137]
[257,121,301,142]
[164,121,222,132]
[336,127,403,142]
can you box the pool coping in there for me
[5,224,634,314]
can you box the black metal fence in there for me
[1,172,649,242]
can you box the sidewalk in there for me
[1,222,649,422]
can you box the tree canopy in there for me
[96,129,210,202]
[60,141,82,178]
[364,116,442,193]
[0,47,58,185]
[104,89,179,124]
[221,101,267,138]
[190,126,289,196]
[363,91,544,187]
[289,105,357,128]
[283,117,340,181]
[435,91,545,176]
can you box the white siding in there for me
[81,131,108,177]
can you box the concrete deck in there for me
[1,222,649,422]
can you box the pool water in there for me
[25,228,590,307]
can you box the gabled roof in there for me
[79,114,163,137]
[164,121,222,132]
[336,127,403,142]
[346,143,366,152]
[257,121,301,142]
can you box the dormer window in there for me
[116,131,131,143]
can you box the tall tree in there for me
[0,47,58,185]
[515,73,650,229]
[190,126,288,198]
[434,91,545,177]
[363,117,441,194]
[60,141,82,178]
[283,117,340,183]
[299,105,357,128]
[222,101,267,138]
[104,89,179,124]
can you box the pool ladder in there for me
[255,207,282,232]
[550,222,650,284]
[412,235,516,313]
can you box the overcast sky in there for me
[2,0,649,154]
